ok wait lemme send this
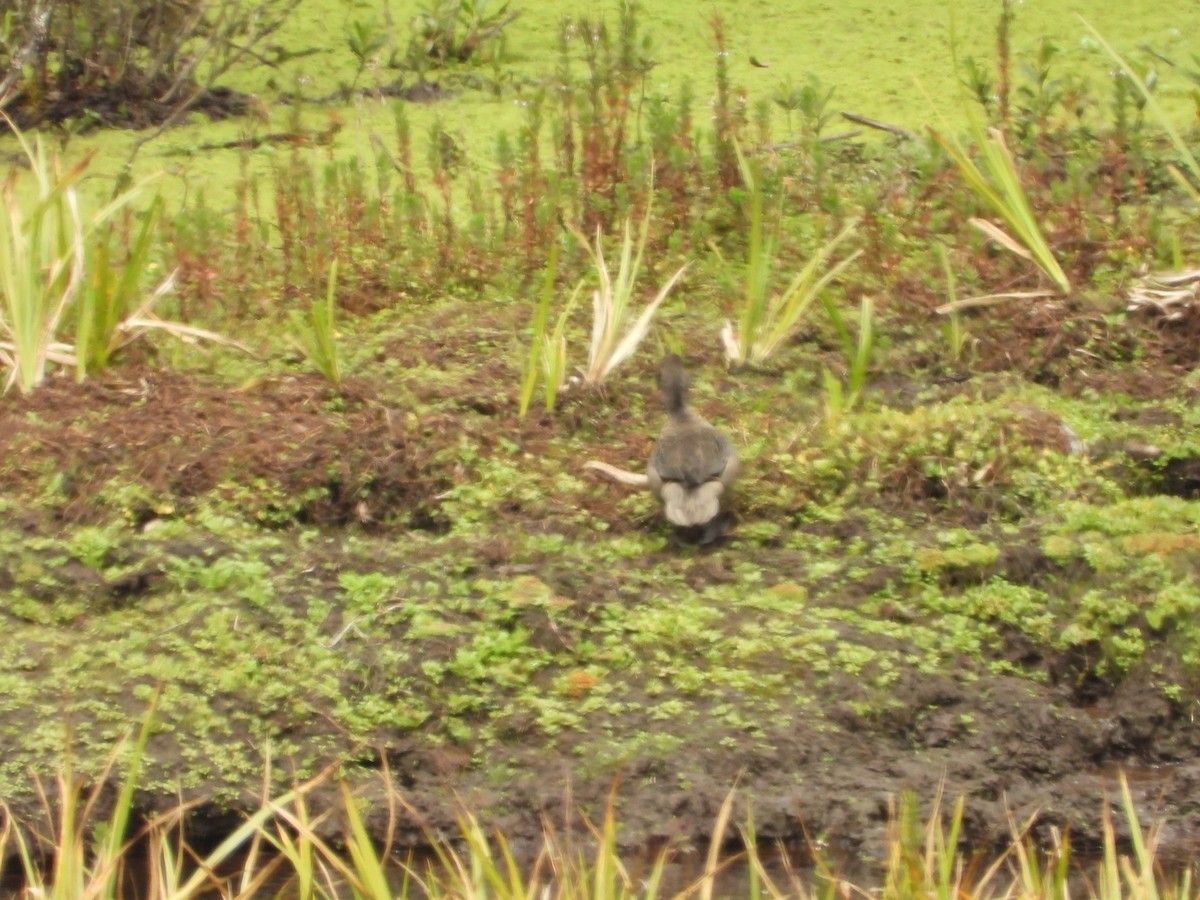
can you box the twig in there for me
[935,290,1057,314]
[111,0,303,198]
[840,111,916,141]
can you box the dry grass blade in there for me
[122,316,252,354]
[696,783,740,900]
[598,261,689,382]
[3,757,1199,899]
[935,290,1057,314]
[582,460,649,487]
[970,216,1032,260]
[162,759,346,900]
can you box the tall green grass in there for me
[0,117,164,392]
[519,244,582,418]
[719,144,860,368]
[2,738,1191,900]
[0,117,242,393]
[0,126,91,393]
[931,123,1071,296]
[1080,17,1200,205]
[290,259,344,386]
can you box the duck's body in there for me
[647,355,738,543]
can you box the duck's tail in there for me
[584,460,650,486]
[658,354,691,416]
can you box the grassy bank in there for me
[2,734,1190,899]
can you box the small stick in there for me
[840,111,917,141]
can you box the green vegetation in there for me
[2,0,1200,890]
[1,735,1190,899]
[718,145,860,368]
[933,124,1070,297]
[290,261,344,386]
[0,123,149,392]
[573,207,688,387]
[0,120,235,392]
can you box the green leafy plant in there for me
[345,17,389,91]
[74,198,170,381]
[0,729,1190,900]
[0,119,166,392]
[822,294,875,424]
[0,0,302,130]
[1081,17,1200,204]
[720,145,860,367]
[572,206,688,387]
[290,260,343,386]
[0,117,240,392]
[519,245,582,417]
[7,692,162,900]
[776,73,836,141]
[518,252,552,419]
[935,243,970,362]
[0,138,86,393]
[407,0,519,68]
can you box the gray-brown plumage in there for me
[646,354,738,543]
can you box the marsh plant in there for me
[0,120,157,392]
[821,294,875,425]
[933,123,1070,297]
[74,198,171,381]
[935,243,972,362]
[405,0,518,69]
[344,16,389,91]
[290,260,343,386]
[1081,17,1200,205]
[1,735,1189,900]
[519,245,582,417]
[0,0,302,129]
[720,145,861,367]
[932,32,1071,298]
[573,202,688,387]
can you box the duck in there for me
[647,354,739,543]
[585,354,738,544]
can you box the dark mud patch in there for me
[0,368,448,527]
[331,663,1200,865]
[5,85,259,132]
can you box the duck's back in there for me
[651,422,734,488]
